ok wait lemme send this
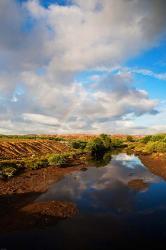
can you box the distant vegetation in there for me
[69,139,87,150]
[0,151,78,179]
[128,133,166,154]
[86,134,124,159]
[0,134,65,141]
[0,133,125,179]
[86,134,112,159]
[0,133,166,179]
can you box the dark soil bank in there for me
[0,164,85,233]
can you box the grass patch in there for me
[48,154,68,167]
[144,141,166,153]
[26,158,49,170]
[70,139,87,150]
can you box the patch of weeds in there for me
[70,140,87,150]
[26,158,49,170]
[0,167,17,179]
[48,154,68,167]
[0,161,23,179]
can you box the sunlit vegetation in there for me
[48,154,68,167]
[111,137,124,148]
[0,133,166,179]
[144,141,166,153]
[0,134,65,141]
[128,133,166,154]
[86,134,124,160]
[86,134,112,159]
[70,139,87,150]
[126,135,135,142]
[0,148,84,178]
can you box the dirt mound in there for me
[22,200,78,218]
[0,140,70,160]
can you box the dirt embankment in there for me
[0,164,84,195]
[139,154,166,180]
[0,140,70,160]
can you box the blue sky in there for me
[17,0,70,6]
[0,0,166,134]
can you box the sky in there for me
[0,0,166,135]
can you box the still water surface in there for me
[2,153,166,249]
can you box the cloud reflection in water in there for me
[37,153,163,215]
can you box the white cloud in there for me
[22,113,59,126]
[0,0,166,134]
[130,68,166,81]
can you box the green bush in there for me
[150,134,166,142]
[28,159,49,170]
[144,142,156,153]
[141,134,166,144]
[70,140,87,150]
[111,138,124,147]
[141,135,152,143]
[87,134,112,159]
[155,142,166,152]
[48,137,65,141]
[144,141,166,153]
[126,135,134,142]
[48,154,68,167]
[100,134,112,150]
[87,138,105,158]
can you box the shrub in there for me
[111,138,124,147]
[155,142,166,152]
[0,166,17,178]
[144,141,166,153]
[86,134,113,159]
[87,138,105,158]
[126,135,134,142]
[141,135,152,144]
[48,137,65,141]
[99,134,112,150]
[150,134,166,142]
[70,140,87,150]
[144,142,156,153]
[28,159,49,170]
[48,154,68,167]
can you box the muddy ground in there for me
[140,154,166,180]
[0,162,87,233]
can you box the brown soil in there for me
[0,139,70,160]
[0,164,85,195]
[22,200,78,218]
[140,154,166,180]
[0,162,86,233]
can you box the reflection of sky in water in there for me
[37,153,166,215]
[113,153,145,169]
